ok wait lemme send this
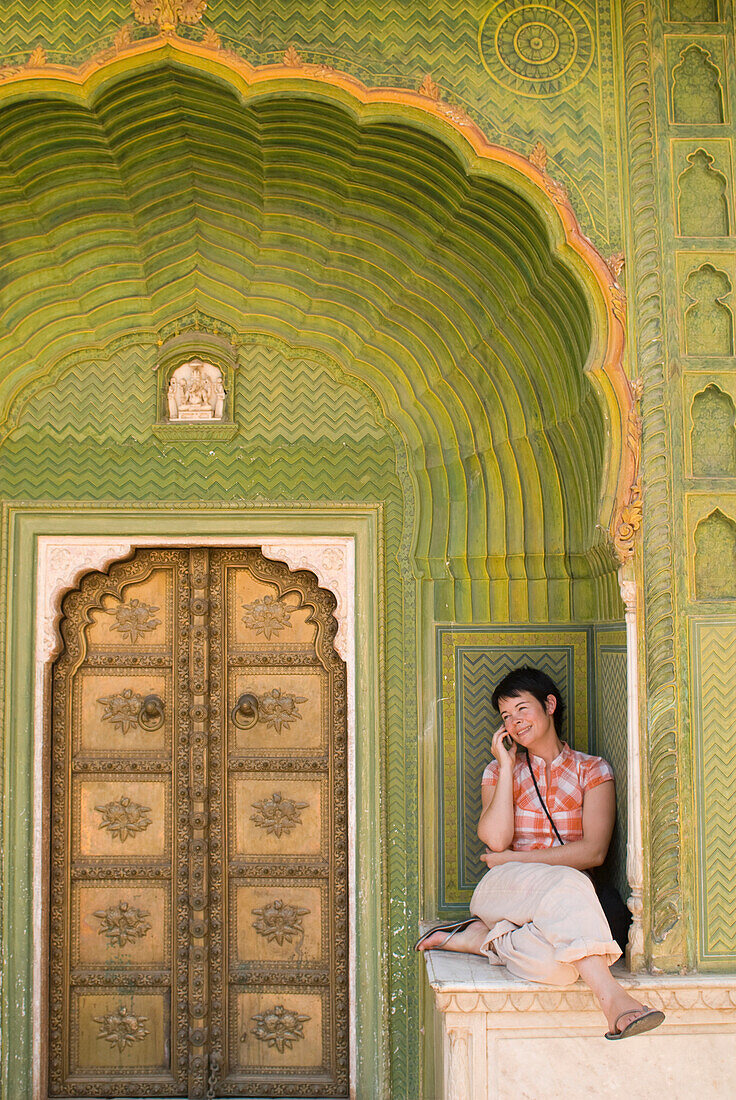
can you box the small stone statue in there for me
[166,358,226,421]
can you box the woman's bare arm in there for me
[477,727,516,852]
[480,779,615,871]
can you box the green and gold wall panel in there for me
[691,619,736,965]
[591,625,628,903]
[438,626,592,910]
[624,0,736,967]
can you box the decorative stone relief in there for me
[618,562,644,972]
[447,1030,471,1100]
[685,264,734,356]
[479,1,594,98]
[692,385,736,476]
[695,509,736,598]
[131,0,206,34]
[167,358,226,421]
[37,540,134,663]
[431,980,736,1015]
[672,45,724,124]
[678,149,729,236]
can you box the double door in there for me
[48,547,349,1097]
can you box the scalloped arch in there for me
[0,41,635,614]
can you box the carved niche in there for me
[166,357,226,421]
[691,384,736,476]
[672,44,724,124]
[678,149,730,237]
[695,509,736,598]
[684,263,734,356]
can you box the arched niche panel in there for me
[672,44,725,124]
[691,384,736,476]
[684,264,734,356]
[695,509,736,598]
[678,149,730,237]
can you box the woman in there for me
[417,666,664,1041]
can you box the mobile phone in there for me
[502,734,514,751]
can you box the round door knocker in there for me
[231,692,259,730]
[138,694,165,732]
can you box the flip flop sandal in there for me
[605,1006,665,1040]
[414,918,477,952]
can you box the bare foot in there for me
[602,995,649,1034]
[417,919,488,955]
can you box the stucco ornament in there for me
[479,0,594,97]
[131,0,206,33]
[167,358,226,421]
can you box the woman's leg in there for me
[576,955,653,1034]
[470,862,620,968]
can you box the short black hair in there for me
[491,666,565,737]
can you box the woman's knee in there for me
[543,865,596,896]
[494,930,579,987]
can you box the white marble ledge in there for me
[424,949,736,1023]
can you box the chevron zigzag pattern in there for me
[459,647,571,889]
[595,646,628,901]
[696,622,736,958]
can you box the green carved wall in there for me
[620,0,736,973]
[0,0,733,1096]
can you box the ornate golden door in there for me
[48,547,349,1098]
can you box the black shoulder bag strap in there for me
[523,750,632,951]
[523,752,564,845]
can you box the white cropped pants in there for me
[469,861,621,986]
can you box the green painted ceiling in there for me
[0,60,609,619]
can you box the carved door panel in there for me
[49,547,349,1099]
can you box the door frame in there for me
[1,501,386,1100]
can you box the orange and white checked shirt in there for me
[481,742,614,851]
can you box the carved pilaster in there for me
[619,562,645,971]
[447,1029,470,1100]
[622,0,682,961]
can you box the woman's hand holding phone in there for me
[491,724,516,769]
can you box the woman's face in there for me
[496,690,557,750]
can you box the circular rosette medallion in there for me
[479,0,594,97]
